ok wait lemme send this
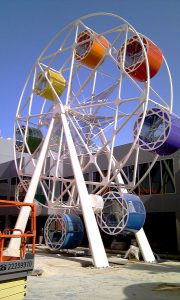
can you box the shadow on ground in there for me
[124,259,180,274]
[123,282,180,300]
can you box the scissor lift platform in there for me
[0,200,36,299]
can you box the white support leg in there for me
[6,116,55,257]
[59,105,109,268]
[116,171,156,262]
[115,171,155,262]
[135,228,156,262]
[99,132,155,263]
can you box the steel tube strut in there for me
[7,116,55,256]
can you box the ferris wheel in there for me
[10,13,179,267]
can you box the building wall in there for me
[0,138,14,163]
[0,140,180,254]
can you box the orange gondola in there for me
[75,29,109,68]
[117,35,163,82]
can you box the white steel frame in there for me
[10,13,173,266]
[44,214,69,250]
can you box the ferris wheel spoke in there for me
[148,98,170,111]
[95,100,145,157]
[68,115,93,155]
[149,87,170,109]
[132,146,139,186]
[18,95,32,116]
[70,59,110,105]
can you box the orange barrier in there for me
[0,200,36,262]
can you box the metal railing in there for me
[0,200,36,261]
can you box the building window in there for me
[139,163,150,195]
[0,179,9,199]
[122,166,129,184]
[10,177,19,200]
[83,173,89,181]
[161,159,175,193]
[127,165,139,195]
[150,161,162,194]
[92,171,101,192]
[93,171,101,183]
[83,173,91,191]
[123,158,175,196]
[128,165,135,182]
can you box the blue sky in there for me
[0,0,180,138]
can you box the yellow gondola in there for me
[34,69,66,101]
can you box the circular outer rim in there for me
[15,179,42,215]
[15,126,26,152]
[14,12,173,208]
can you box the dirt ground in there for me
[24,246,180,300]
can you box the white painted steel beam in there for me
[6,116,55,257]
[58,103,109,267]
[135,228,156,263]
[99,131,156,263]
